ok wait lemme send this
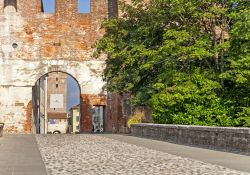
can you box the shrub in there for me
[127,111,145,128]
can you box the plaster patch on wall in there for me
[0,59,106,94]
[0,86,31,133]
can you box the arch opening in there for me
[32,71,82,134]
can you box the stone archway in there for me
[0,60,127,134]
[32,71,82,134]
[0,60,106,133]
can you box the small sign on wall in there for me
[50,94,64,108]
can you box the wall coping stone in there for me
[131,123,250,134]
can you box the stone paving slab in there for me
[36,134,250,175]
[0,134,47,175]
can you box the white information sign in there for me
[50,94,64,108]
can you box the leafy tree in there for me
[96,0,250,126]
[221,1,250,126]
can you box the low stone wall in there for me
[131,123,250,154]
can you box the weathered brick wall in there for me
[105,93,122,132]
[24,100,32,133]
[0,0,109,133]
[105,93,129,133]
[79,93,131,133]
[80,94,106,132]
[131,123,250,154]
[0,0,108,61]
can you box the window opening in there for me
[76,116,80,122]
[42,0,55,13]
[78,0,91,13]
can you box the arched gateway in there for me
[0,0,127,133]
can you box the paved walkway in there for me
[36,134,249,175]
[0,134,47,175]
[1,134,250,175]
[102,134,250,173]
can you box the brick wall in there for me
[80,93,132,133]
[0,0,109,133]
[24,100,32,133]
[105,93,130,133]
[131,123,250,154]
[0,0,109,61]
[80,94,106,132]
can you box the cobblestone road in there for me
[36,134,249,175]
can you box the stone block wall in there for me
[131,123,250,154]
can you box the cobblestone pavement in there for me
[35,134,249,175]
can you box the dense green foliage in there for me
[96,0,250,126]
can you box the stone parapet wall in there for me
[131,123,250,154]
